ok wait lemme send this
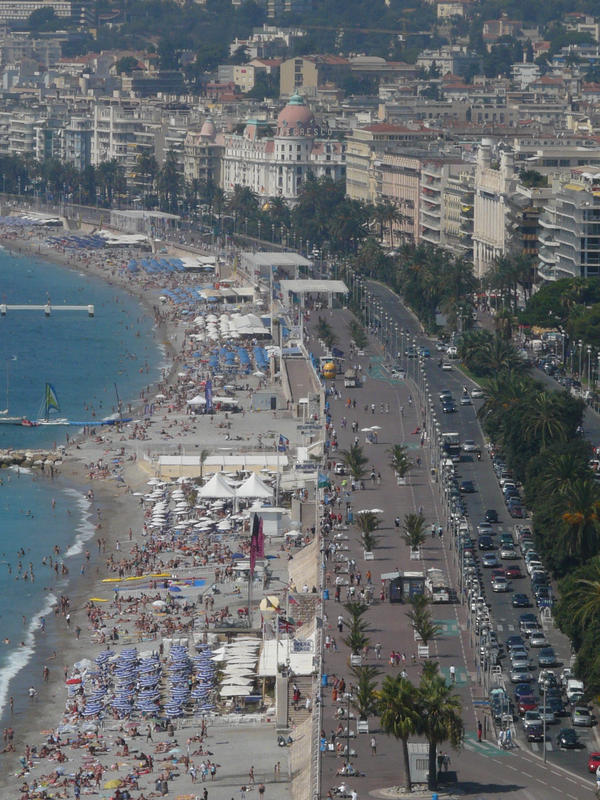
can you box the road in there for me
[365,280,599,796]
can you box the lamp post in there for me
[578,339,583,378]
[542,680,547,763]
[587,345,592,392]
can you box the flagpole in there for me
[248,571,252,629]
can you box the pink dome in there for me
[277,94,315,135]
[200,118,216,140]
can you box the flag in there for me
[278,616,295,633]
[278,434,289,452]
[318,471,329,488]
[288,594,299,606]
[249,513,260,577]
[257,517,265,558]
[204,379,213,413]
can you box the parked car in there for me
[333,462,345,475]
[587,752,600,773]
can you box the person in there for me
[443,752,450,771]
[370,736,376,755]
[477,720,482,742]
[449,665,456,683]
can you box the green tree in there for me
[340,443,369,481]
[356,510,380,552]
[388,444,412,479]
[523,391,568,451]
[378,675,419,791]
[158,149,180,212]
[406,594,441,648]
[115,56,140,74]
[350,665,380,721]
[417,665,464,790]
[560,479,600,562]
[403,512,426,550]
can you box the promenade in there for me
[307,308,475,797]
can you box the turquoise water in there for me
[0,247,162,715]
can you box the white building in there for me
[221,93,345,201]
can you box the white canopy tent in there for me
[236,472,274,499]
[198,472,236,499]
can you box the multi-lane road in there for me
[367,280,600,796]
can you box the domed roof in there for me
[277,93,315,135]
[200,117,216,140]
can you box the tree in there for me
[378,675,419,791]
[560,479,600,562]
[403,512,426,551]
[406,594,441,648]
[115,56,140,75]
[558,556,600,629]
[351,665,380,721]
[356,510,380,552]
[523,391,568,451]
[416,665,464,790]
[317,316,338,350]
[158,149,180,212]
[340,443,369,480]
[388,444,412,479]
[343,602,370,655]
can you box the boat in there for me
[32,383,69,426]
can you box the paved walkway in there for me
[306,308,478,798]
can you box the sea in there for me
[0,246,162,722]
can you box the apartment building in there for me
[538,170,600,280]
[0,0,91,25]
[183,120,223,186]
[62,115,91,170]
[92,104,139,175]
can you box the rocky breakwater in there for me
[0,449,63,471]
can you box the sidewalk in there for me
[307,309,477,798]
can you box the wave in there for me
[63,488,95,557]
[8,464,32,475]
[0,592,56,712]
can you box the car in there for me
[509,505,524,518]
[531,570,549,586]
[441,361,452,370]
[506,635,526,650]
[520,612,539,626]
[333,462,345,475]
[546,696,566,717]
[405,347,418,358]
[500,546,518,560]
[471,388,484,398]
[526,723,545,742]
[484,509,499,523]
[518,695,539,715]
[535,587,554,607]
[572,707,594,727]
[509,646,529,663]
[520,620,542,638]
[556,728,579,749]
[514,682,533,699]
[500,531,515,544]
[512,593,531,608]
[538,670,558,688]
[460,395,472,406]
[482,553,499,568]
[511,667,534,683]
[511,657,533,672]
[492,576,511,592]
[504,565,522,578]
[460,480,475,493]
[527,561,544,576]
[538,647,558,667]
[529,632,549,648]
[442,400,457,413]
[462,440,479,452]
[522,710,542,730]
[538,706,556,725]
[478,535,495,551]
[439,390,452,402]
[588,752,600,773]
[419,347,431,358]
[390,368,406,379]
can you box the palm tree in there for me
[350,665,380,721]
[356,511,380,552]
[417,665,464,790]
[523,391,568,450]
[560,557,600,627]
[406,594,441,647]
[536,451,589,498]
[378,674,419,791]
[388,444,412,480]
[343,602,370,655]
[403,512,426,550]
[560,479,600,561]
[340,443,369,481]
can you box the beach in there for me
[0,216,300,799]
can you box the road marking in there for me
[508,623,515,631]
[545,741,553,751]
[522,771,533,777]
[497,623,504,631]
[531,743,539,752]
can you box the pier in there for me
[0,303,94,316]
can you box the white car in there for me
[500,546,518,559]
[460,395,472,405]
[492,576,511,592]
[441,362,452,371]
[529,632,549,648]
[334,462,346,475]
[462,440,479,452]
[471,388,484,398]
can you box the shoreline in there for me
[0,228,184,784]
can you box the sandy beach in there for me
[0,217,299,799]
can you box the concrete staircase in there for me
[288,674,314,728]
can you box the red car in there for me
[588,752,600,773]
[518,696,538,715]
[491,568,506,579]
[505,565,522,579]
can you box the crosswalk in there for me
[434,619,460,636]
[495,622,515,632]
[530,740,554,753]
[463,733,512,757]
[440,666,468,686]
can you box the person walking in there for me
[477,720,482,742]
[449,665,456,683]
[370,736,376,755]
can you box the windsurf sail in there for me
[44,383,60,418]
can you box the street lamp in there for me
[587,345,592,391]
[542,680,548,762]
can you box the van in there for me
[566,679,585,703]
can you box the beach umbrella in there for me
[104,780,122,790]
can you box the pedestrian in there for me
[443,752,450,771]
[477,720,482,742]
[249,765,255,785]
[370,736,376,755]
[449,665,456,683]
[375,642,382,660]
[437,751,444,775]
[203,789,208,800]
[258,784,265,797]
[337,615,343,633]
